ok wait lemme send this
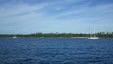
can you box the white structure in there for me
[88,25,99,39]
[12,36,17,38]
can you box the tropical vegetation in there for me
[0,32,113,38]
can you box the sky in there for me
[0,0,113,34]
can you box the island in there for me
[0,32,113,38]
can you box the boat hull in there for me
[88,37,99,39]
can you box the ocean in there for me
[0,38,113,64]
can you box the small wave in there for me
[8,58,32,64]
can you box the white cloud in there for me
[0,3,46,18]
[0,0,113,34]
[50,3,113,19]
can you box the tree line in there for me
[0,32,113,38]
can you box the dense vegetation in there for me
[0,32,113,38]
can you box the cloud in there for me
[0,4,45,18]
[0,0,113,34]
[50,3,113,19]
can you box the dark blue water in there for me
[0,38,113,64]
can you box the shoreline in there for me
[0,37,112,38]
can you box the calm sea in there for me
[0,38,113,64]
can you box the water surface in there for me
[0,38,113,64]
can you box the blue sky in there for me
[0,0,113,34]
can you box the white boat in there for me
[88,37,99,39]
[12,36,17,38]
[88,25,99,39]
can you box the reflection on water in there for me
[0,38,113,64]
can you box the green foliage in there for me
[0,32,113,38]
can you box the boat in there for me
[88,25,99,39]
[12,36,17,38]
[88,37,99,39]
[88,33,99,39]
